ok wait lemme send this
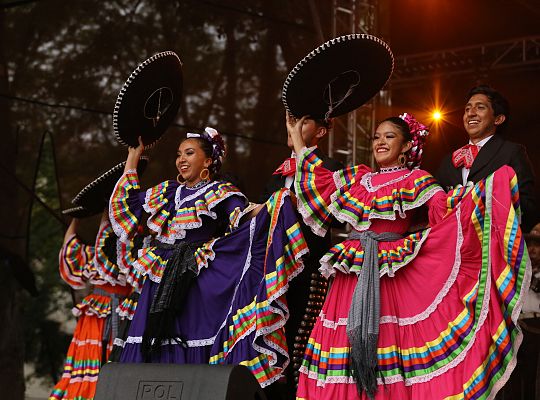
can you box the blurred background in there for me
[1,1,539,398]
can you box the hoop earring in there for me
[176,174,184,184]
[199,168,210,181]
[398,153,407,167]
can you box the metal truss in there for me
[328,0,381,168]
[392,36,540,89]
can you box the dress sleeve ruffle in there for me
[117,290,139,321]
[328,168,444,232]
[144,180,247,244]
[320,229,431,279]
[72,292,112,318]
[109,171,146,243]
[295,147,371,237]
[221,195,249,231]
[59,235,95,289]
[116,234,149,291]
[93,219,126,286]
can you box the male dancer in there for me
[436,85,538,232]
[260,113,343,399]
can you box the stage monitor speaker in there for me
[94,363,267,400]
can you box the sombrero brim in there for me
[72,157,149,210]
[282,34,394,119]
[62,206,101,219]
[113,51,183,148]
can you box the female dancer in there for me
[291,114,529,399]
[110,128,307,387]
[50,211,133,400]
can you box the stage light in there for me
[432,110,442,121]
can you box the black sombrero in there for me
[62,206,100,219]
[113,51,183,148]
[71,156,149,212]
[282,34,394,119]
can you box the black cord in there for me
[0,93,285,147]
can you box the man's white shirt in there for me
[461,135,494,186]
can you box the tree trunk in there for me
[0,8,26,400]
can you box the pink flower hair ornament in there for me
[399,113,429,169]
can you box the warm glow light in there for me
[432,110,442,121]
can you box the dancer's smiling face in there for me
[463,94,505,144]
[372,121,412,168]
[176,138,212,186]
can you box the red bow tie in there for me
[273,158,296,177]
[452,144,479,169]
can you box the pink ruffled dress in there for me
[294,148,530,400]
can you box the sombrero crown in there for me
[282,34,394,119]
[113,51,183,148]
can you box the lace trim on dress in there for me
[379,228,431,278]
[319,228,430,280]
[61,375,100,383]
[116,308,135,321]
[145,182,245,244]
[130,253,166,285]
[213,192,307,370]
[381,203,493,386]
[319,311,348,330]
[173,181,212,210]
[72,305,111,318]
[379,209,463,325]
[72,338,103,347]
[109,172,139,244]
[299,365,356,388]
[94,224,127,287]
[124,335,217,348]
[208,217,257,340]
[295,195,328,238]
[328,185,444,232]
[194,238,218,273]
[360,169,415,193]
[116,238,128,274]
[332,170,346,191]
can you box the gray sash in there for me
[346,230,402,399]
[93,287,122,348]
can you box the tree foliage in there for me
[2,0,325,394]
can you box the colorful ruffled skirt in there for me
[49,284,131,400]
[297,167,530,399]
[119,190,308,387]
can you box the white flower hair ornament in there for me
[186,126,226,173]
